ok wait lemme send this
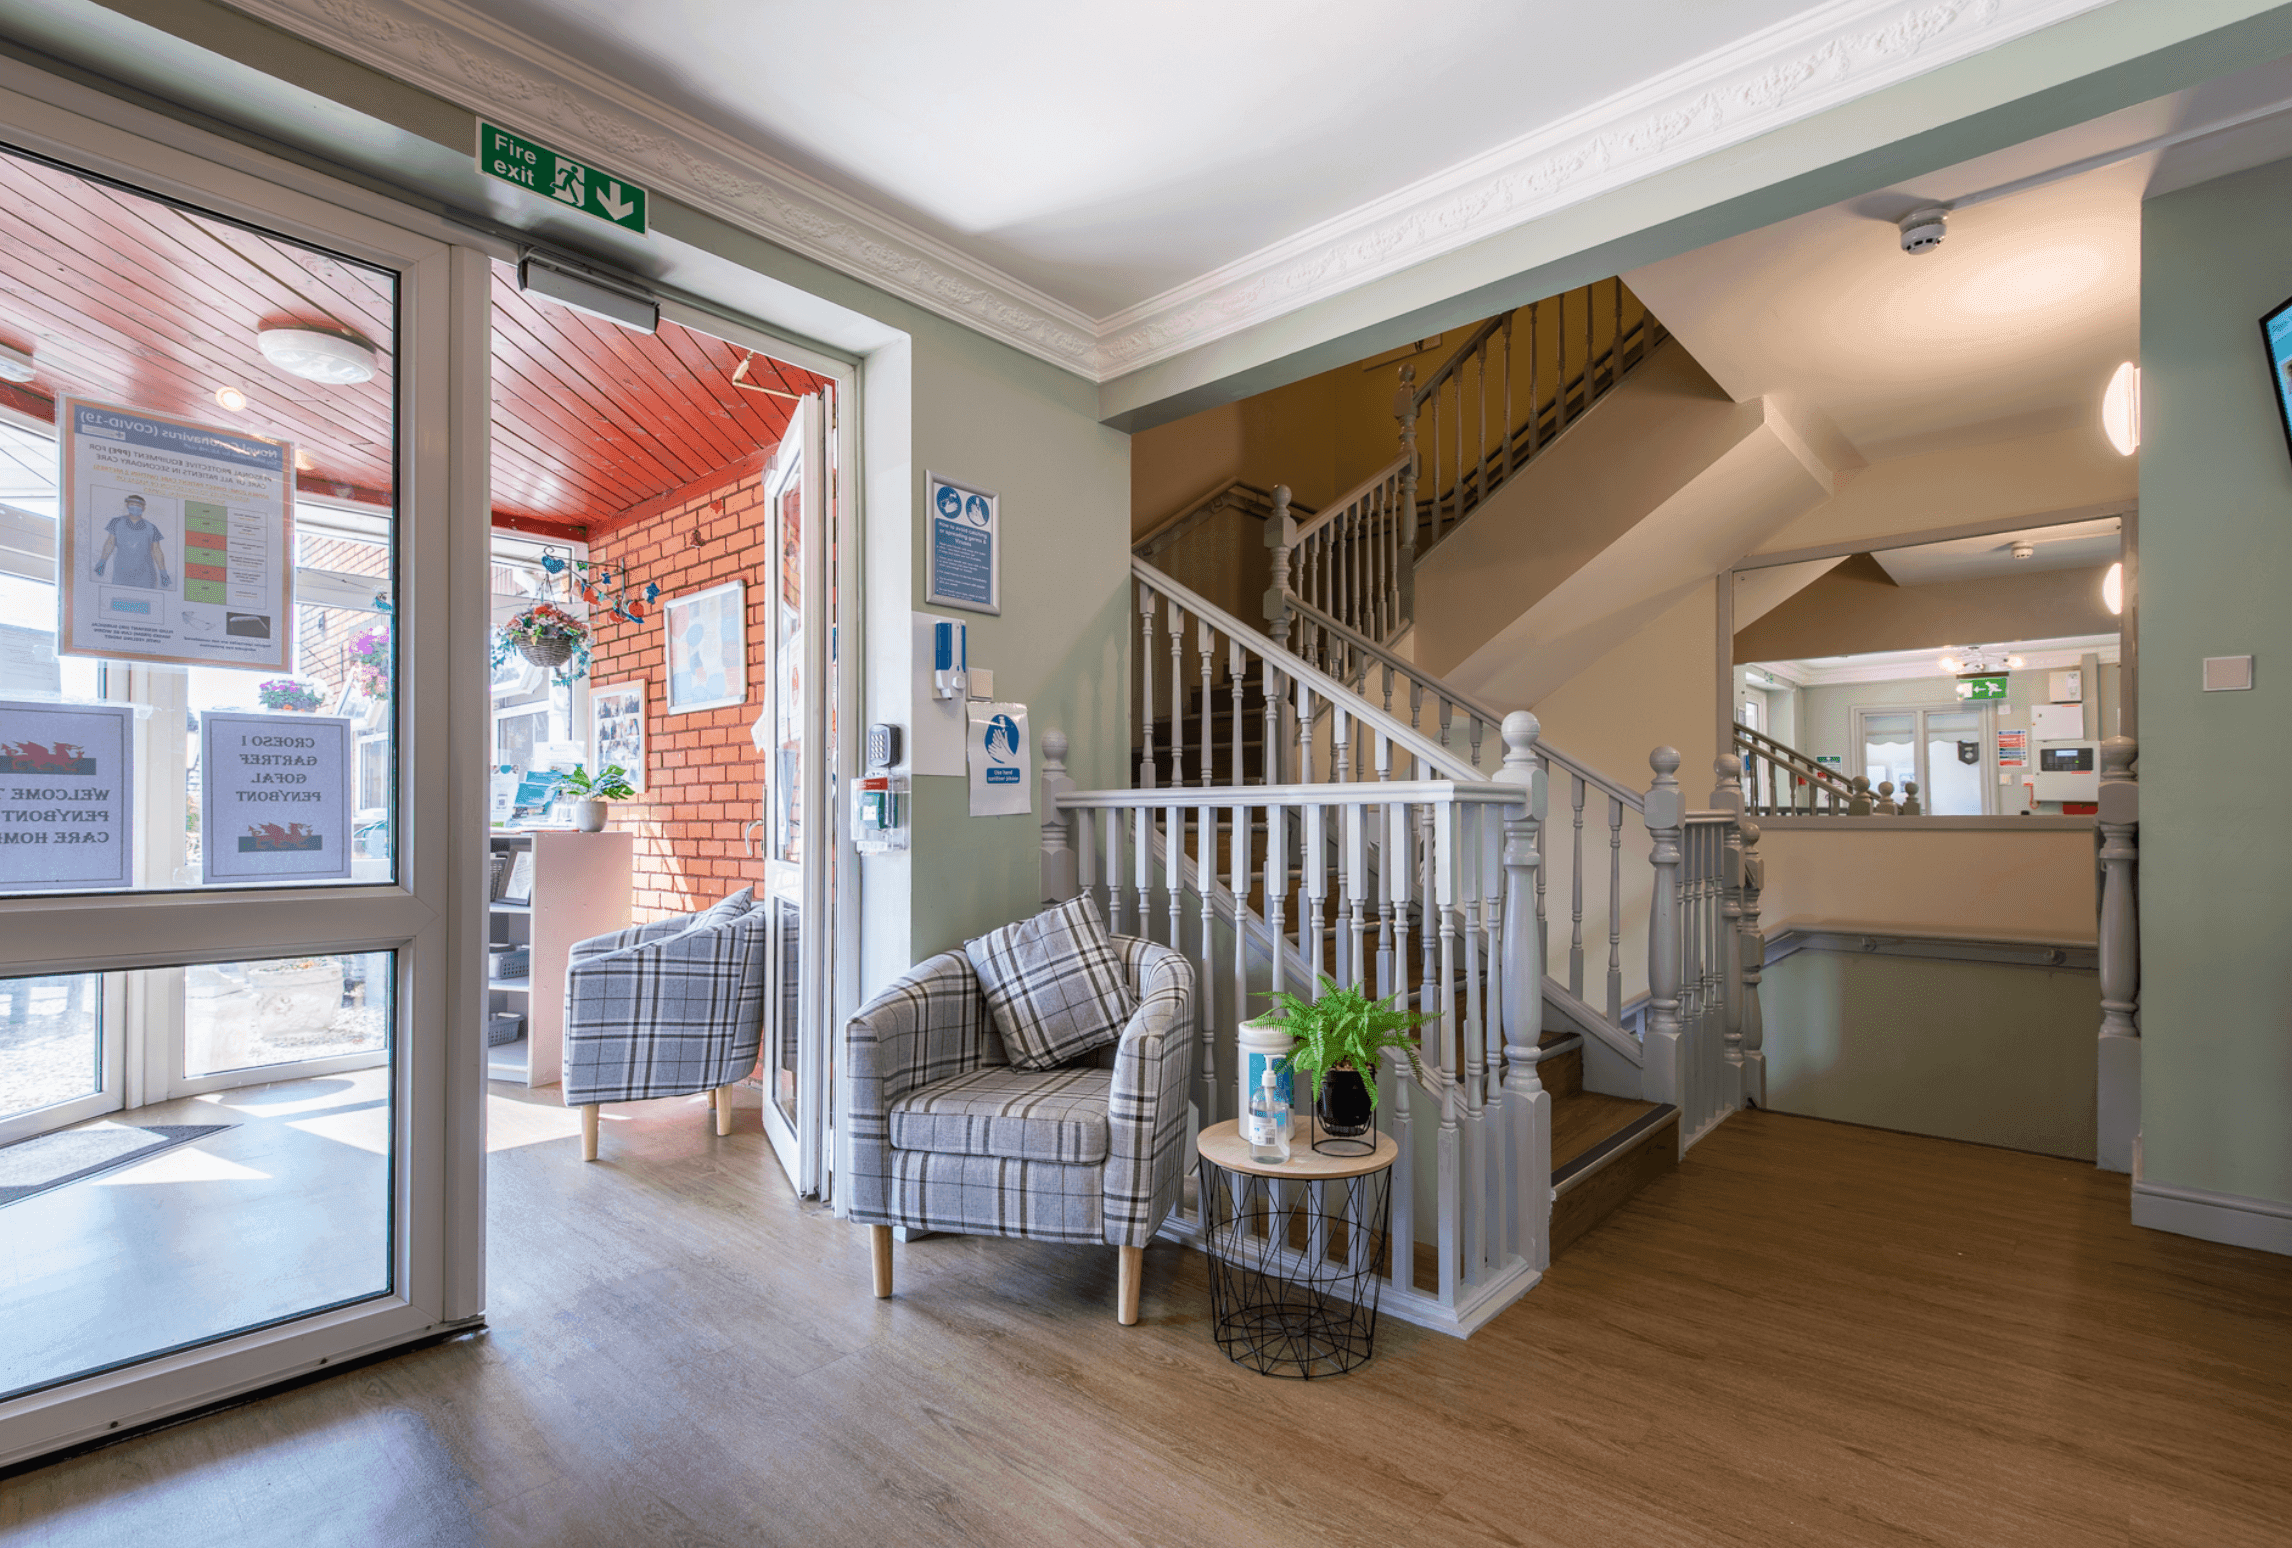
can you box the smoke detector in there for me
[1899,207,1948,255]
[2010,541,2036,560]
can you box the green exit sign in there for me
[1957,674,2009,701]
[478,123,648,234]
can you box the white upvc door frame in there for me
[0,62,490,1468]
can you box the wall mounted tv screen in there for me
[2262,293,2292,460]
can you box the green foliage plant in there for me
[1258,975,1436,1112]
[555,764,637,801]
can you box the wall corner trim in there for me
[2130,1178,2292,1257]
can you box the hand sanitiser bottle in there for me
[1248,1066,1292,1165]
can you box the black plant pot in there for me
[1316,1067,1374,1138]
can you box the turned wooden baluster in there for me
[1261,484,1296,654]
[2096,735,2140,1173]
[1643,749,1686,1132]
[1039,729,1077,907]
[1737,820,1766,1109]
[1711,756,1746,1107]
[1498,712,1552,1268]
[1137,584,1158,790]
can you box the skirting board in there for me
[2131,1179,2292,1257]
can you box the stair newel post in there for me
[1643,748,1686,1126]
[1847,774,1872,816]
[1710,755,1746,1103]
[1039,729,1078,908]
[2096,734,2140,1173]
[1394,365,1420,629]
[1434,798,1463,1308]
[1498,712,1552,1269]
[1261,483,1297,653]
[1737,820,1767,1109]
[1137,583,1158,790]
[1375,732,1397,1001]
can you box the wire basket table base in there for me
[1196,1156,1392,1378]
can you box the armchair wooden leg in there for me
[580,1104,600,1162]
[1118,1244,1144,1326]
[715,1084,735,1136]
[870,1224,893,1299]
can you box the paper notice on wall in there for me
[1996,729,2028,769]
[967,701,1031,817]
[200,711,353,884]
[0,699,133,891]
[59,397,294,671]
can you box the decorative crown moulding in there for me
[230,0,2107,383]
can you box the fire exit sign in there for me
[477,123,648,235]
[1956,674,2009,701]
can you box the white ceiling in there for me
[1872,517,2121,586]
[452,0,1808,318]
[1748,632,2121,687]
[228,0,2132,379]
[1626,55,2292,463]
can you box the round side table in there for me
[1195,1116,1398,1378]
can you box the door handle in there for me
[744,818,765,858]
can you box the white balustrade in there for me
[2096,735,2138,1173]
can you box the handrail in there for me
[1286,593,1644,813]
[1732,721,1858,813]
[1289,451,1411,547]
[1131,556,1476,781]
[1132,477,1309,558]
[1411,313,1509,408]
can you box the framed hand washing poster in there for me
[924,472,998,615]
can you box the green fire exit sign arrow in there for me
[1957,674,2009,700]
[478,123,648,235]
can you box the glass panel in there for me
[1922,709,1987,817]
[767,869,799,1132]
[183,952,387,1078]
[0,144,397,898]
[0,949,392,1401]
[1861,712,1916,795]
[772,470,802,865]
[0,971,100,1125]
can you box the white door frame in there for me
[1850,701,1996,815]
[0,60,489,1467]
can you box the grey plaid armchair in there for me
[562,891,775,1160]
[845,934,1195,1324]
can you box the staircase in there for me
[1040,552,1764,1336]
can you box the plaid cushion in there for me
[883,1152,1105,1243]
[889,1065,1112,1164]
[965,896,1135,1072]
[562,906,768,1105]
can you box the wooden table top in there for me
[1196,1117,1397,1179]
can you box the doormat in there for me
[0,1122,236,1207]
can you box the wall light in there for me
[214,386,247,413]
[2102,361,2140,455]
[2102,561,2124,616]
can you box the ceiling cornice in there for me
[223,0,2112,383]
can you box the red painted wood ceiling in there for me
[0,146,823,526]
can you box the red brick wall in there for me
[583,448,778,921]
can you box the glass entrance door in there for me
[1856,705,1992,815]
[757,393,832,1195]
[0,71,473,1467]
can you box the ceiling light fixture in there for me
[1941,645,2025,677]
[2102,561,2124,616]
[259,327,378,385]
[2102,362,2141,455]
[214,386,247,412]
[0,342,35,383]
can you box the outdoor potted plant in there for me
[1259,976,1435,1141]
[556,763,636,832]
[348,621,391,700]
[494,601,590,676]
[255,678,323,713]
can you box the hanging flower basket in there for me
[256,678,323,713]
[493,601,590,682]
[349,622,392,701]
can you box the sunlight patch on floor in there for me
[93,1148,271,1185]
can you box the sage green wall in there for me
[2137,155,2292,1216]
[1762,951,2098,1159]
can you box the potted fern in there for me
[1258,977,1435,1143]
[555,763,636,832]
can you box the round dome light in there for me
[258,327,377,385]
[2102,361,2140,456]
[2102,561,2124,616]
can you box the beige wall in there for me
[1749,425,2136,558]
[1754,827,2097,943]
[1734,554,2118,660]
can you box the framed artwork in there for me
[663,579,747,714]
[589,678,646,792]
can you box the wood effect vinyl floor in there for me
[6,1098,2289,1548]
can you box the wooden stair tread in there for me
[1549,1090,1657,1173]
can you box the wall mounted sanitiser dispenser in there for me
[933,619,967,700]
